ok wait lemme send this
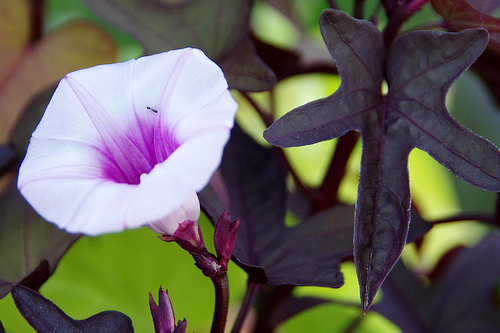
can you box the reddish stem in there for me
[243,90,316,203]
[354,0,366,19]
[231,281,260,333]
[238,91,273,128]
[431,213,497,225]
[383,0,431,47]
[211,272,230,333]
[30,0,45,43]
[327,0,339,9]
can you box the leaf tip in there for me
[361,288,376,315]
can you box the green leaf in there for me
[264,9,499,312]
[84,0,276,91]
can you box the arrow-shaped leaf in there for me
[264,9,500,312]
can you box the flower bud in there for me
[149,287,177,333]
[192,252,221,278]
[158,219,205,253]
[149,193,205,253]
[214,210,239,271]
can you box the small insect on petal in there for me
[17,48,238,236]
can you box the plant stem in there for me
[238,90,317,208]
[252,285,295,333]
[431,213,497,225]
[30,0,45,43]
[231,281,260,333]
[405,0,431,13]
[354,0,365,19]
[239,91,273,128]
[327,0,339,9]
[211,272,230,333]
[383,0,431,47]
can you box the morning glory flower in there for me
[17,48,237,236]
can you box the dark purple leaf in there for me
[17,259,50,293]
[12,285,133,333]
[200,126,353,287]
[371,260,432,333]
[261,205,353,286]
[374,234,500,332]
[264,9,499,312]
[8,84,57,172]
[216,38,277,91]
[251,35,339,81]
[0,144,16,176]
[0,86,79,300]
[0,181,80,301]
[252,37,302,81]
[83,0,276,91]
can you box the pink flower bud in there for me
[214,210,239,271]
[158,219,205,253]
[149,287,181,333]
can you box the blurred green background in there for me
[1,0,498,332]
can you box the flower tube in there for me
[18,48,237,236]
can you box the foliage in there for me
[1,0,500,332]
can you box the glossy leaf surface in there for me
[84,0,276,91]
[200,126,353,287]
[264,9,500,312]
[12,285,133,333]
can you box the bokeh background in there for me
[1,0,499,331]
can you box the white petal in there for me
[147,192,200,236]
[18,48,237,236]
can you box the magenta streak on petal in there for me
[153,52,192,163]
[18,135,127,185]
[129,69,158,168]
[65,76,154,185]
